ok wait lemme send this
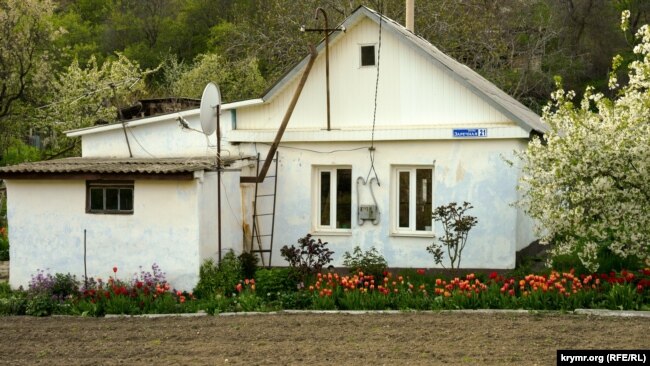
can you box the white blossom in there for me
[515,26,650,271]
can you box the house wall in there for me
[80,111,235,159]
[198,170,244,264]
[236,17,511,132]
[239,138,528,269]
[5,179,207,291]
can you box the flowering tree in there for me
[37,53,156,153]
[516,11,650,272]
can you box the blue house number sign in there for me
[453,128,488,138]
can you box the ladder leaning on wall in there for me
[250,152,279,268]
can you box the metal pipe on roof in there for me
[316,7,331,131]
[406,0,414,33]
[240,45,318,184]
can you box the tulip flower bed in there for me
[295,268,650,311]
[221,268,650,313]
[2,266,649,316]
[74,265,195,316]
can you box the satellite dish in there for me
[199,82,221,135]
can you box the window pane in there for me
[398,171,410,228]
[90,188,104,210]
[320,171,331,226]
[361,45,375,66]
[120,188,133,211]
[105,188,119,210]
[336,169,352,229]
[416,169,432,231]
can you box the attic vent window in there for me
[360,45,376,67]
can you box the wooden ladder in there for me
[250,152,279,268]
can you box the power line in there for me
[366,3,383,186]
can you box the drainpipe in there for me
[406,0,415,33]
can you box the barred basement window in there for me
[87,181,134,214]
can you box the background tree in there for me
[162,53,265,102]
[0,0,59,162]
[37,53,156,155]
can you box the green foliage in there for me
[193,251,243,298]
[0,138,41,166]
[253,268,300,301]
[426,202,478,269]
[238,252,259,279]
[604,284,643,310]
[41,54,157,149]
[0,0,58,121]
[342,246,388,280]
[0,227,8,261]
[51,273,81,300]
[25,294,54,317]
[280,234,334,279]
[166,53,265,102]
[0,295,27,315]
[0,283,26,315]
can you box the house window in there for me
[360,45,376,67]
[315,167,352,230]
[393,166,433,233]
[87,181,134,214]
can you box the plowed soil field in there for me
[0,312,648,365]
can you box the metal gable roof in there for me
[260,6,546,134]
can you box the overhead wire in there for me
[366,1,383,186]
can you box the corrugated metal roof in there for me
[261,6,546,134]
[0,157,233,176]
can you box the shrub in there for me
[25,270,80,316]
[238,252,258,279]
[280,234,334,279]
[254,268,301,301]
[0,285,26,315]
[426,202,478,269]
[0,227,8,261]
[193,251,243,298]
[342,246,388,280]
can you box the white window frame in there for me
[312,166,353,234]
[359,43,377,68]
[390,165,434,236]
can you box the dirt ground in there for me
[0,312,648,365]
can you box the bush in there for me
[0,227,8,261]
[553,247,642,276]
[280,234,334,279]
[342,246,388,280]
[238,252,258,279]
[0,285,26,315]
[254,268,300,301]
[193,251,243,298]
[426,202,478,269]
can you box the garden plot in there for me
[0,312,647,365]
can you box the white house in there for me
[0,6,545,290]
